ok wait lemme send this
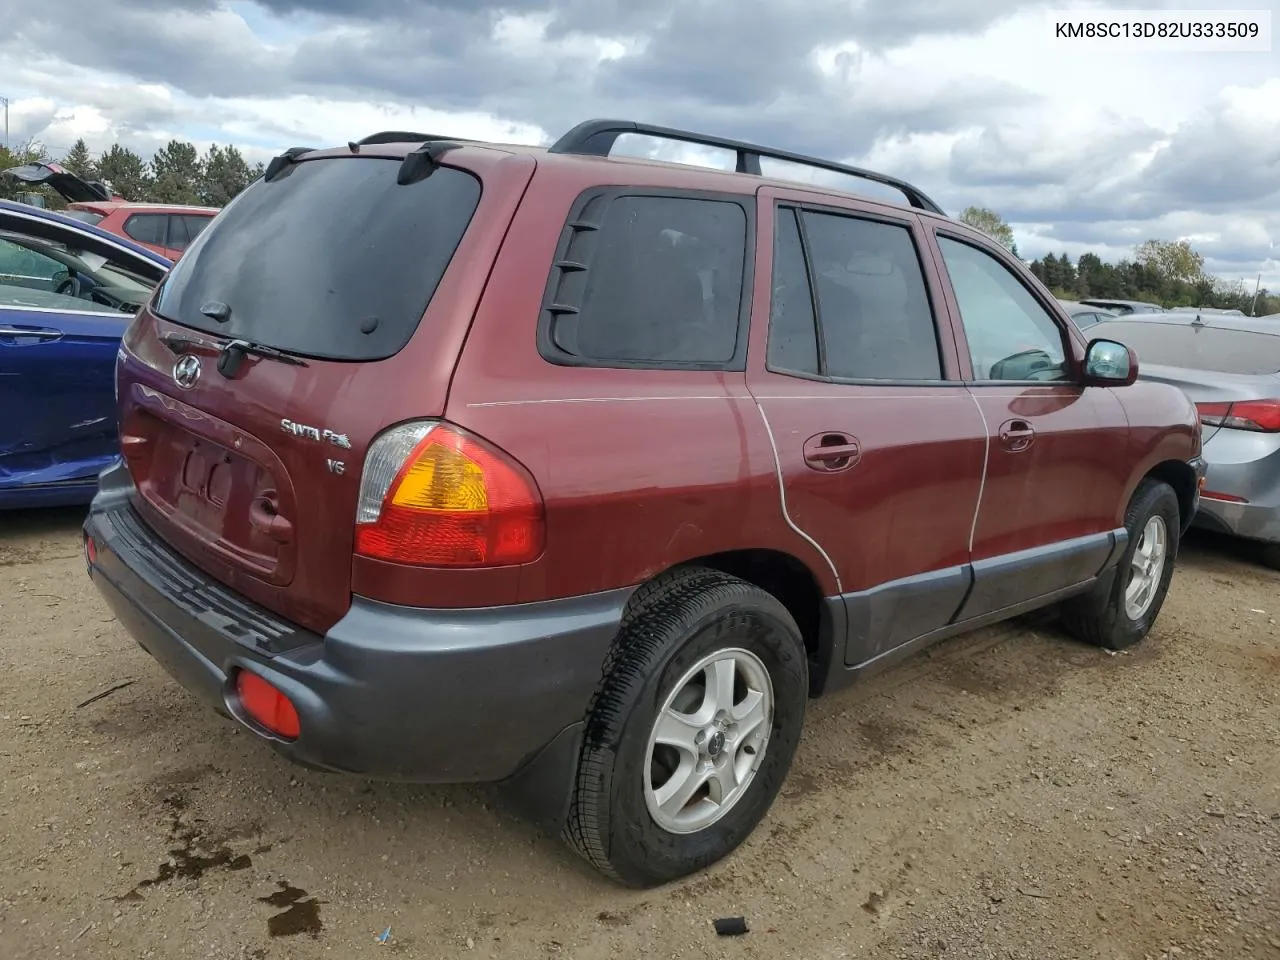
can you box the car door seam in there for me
[967,391,990,553]
[752,400,843,593]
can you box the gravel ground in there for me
[0,507,1277,960]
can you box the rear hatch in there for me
[4,161,113,203]
[114,144,535,634]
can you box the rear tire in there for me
[1062,478,1180,650]
[1260,542,1280,572]
[564,567,808,887]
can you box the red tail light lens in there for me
[1196,399,1280,433]
[235,671,300,740]
[354,421,545,567]
[1196,401,1231,426]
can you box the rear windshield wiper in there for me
[218,338,309,378]
[159,330,309,377]
[159,331,223,354]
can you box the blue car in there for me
[0,199,171,509]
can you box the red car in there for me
[3,161,218,260]
[83,120,1204,887]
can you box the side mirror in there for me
[1083,338,1138,386]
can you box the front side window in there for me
[937,236,1069,382]
[0,227,159,315]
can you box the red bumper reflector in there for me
[235,671,301,740]
[84,534,97,566]
[1201,490,1247,503]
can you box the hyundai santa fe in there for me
[83,119,1205,887]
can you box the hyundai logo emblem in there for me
[173,354,202,389]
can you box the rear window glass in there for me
[1099,321,1280,375]
[153,157,481,361]
[124,214,167,246]
[60,210,105,227]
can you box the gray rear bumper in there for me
[83,468,627,800]
[1193,428,1280,544]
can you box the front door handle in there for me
[803,432,862,471]
[998,419,1035,452]
[0,325,63,344]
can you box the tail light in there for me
[1196,399,1280,433]
[354,421,544,567]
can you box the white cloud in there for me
[2,0,1277,292]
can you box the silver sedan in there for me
[1093,312,1280,569]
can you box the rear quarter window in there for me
[124,214,167,246]
[538,190,753,369]
[153,157,481,361]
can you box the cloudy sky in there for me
[2,0,1276,290]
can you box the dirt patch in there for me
[0,518,1277,959]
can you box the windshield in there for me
[153,156,482,361]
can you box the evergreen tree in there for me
[97,145,151,201]
[199,144,254,206]
[150,139,203,204]
[61,138,98,180]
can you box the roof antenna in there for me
[348,140,361,154]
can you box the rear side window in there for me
[124,214,167,246]
[539,191,751,368]
[766,205,942,381]
[767,209,819,374]
[1100,321,1280,375]
[183,215,211,242]
[166,215,194,251]
[154,157,481,361]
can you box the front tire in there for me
[564,567,808,887]
[1062,478,1181,650]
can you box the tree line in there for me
[1,140,1273,316]
[960,206,1276,317]
[0,137,264,208]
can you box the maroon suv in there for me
[83,120,1205,887]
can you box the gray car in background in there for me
[1093,313,1280,569]
[1058,299,1118,329]
[1080,298,1167,315]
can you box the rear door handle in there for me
[998,419,1035,452]
[803,432,862,471]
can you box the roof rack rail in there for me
[548,119,945,215]
[357,131,468,146]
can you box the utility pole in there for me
[1,96,8,150]
[1249,274,1262,317]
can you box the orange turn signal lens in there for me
[355,422,545,568]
